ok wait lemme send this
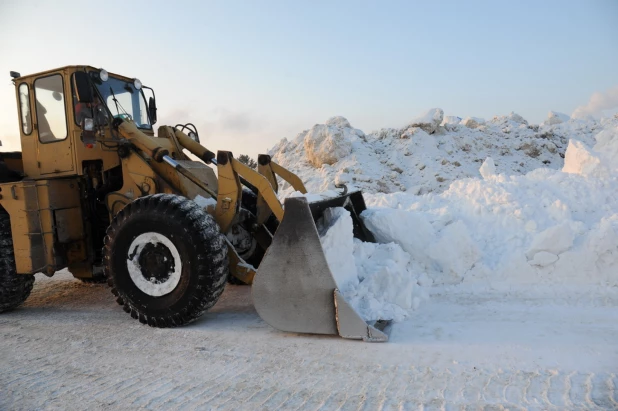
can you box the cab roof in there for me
[11,65,134,83]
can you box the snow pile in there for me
[274,114,618,320]
[317,207,424,322]
[361,123,618,294]
[270,110,609,196]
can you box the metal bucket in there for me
[252,192,391,342]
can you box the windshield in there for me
[93,75,151,129]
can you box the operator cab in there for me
[7,66,159,179]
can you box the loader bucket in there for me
[252,192,391,342]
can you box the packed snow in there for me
[5,271,617,409]
[317,207,424,322]
[279,111,618,322]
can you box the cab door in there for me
[32,73,74,175]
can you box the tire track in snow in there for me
[546,369,567,408]
[590,373,615,409]
[2,334,615,410]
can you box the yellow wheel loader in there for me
[0,66,390,342]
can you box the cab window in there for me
[18,83,32,135]
[34,74,68,143]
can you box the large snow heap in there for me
[362,121,618,293]
[270,110,606,196]
[274,111,618,323]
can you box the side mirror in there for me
[73,71,93,103]
[148,96,157,124]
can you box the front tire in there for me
[103,194,228,327]
[0,212,35,313]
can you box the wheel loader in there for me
[0,65,390,342]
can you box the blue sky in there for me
[0,0,616,157]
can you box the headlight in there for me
[84,118,94,131]
[99,69,108,82]
[133,78,142,90]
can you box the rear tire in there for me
[0,212,35,313]
[103,194,228,327]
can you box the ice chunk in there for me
[346,241,420,322]
[529,251,559,267]
[427,221,481,284]
[461,117,485,129]
[361,208,435,264]
[317,208,359,292]
[562,139,606,177]
[303,124,353,167]
[441,115,462,126]
[409,108,444,134]
[479,157,496,180]
[526,223,574,259]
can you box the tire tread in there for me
[0,213,35,313]
[103,194,228,327]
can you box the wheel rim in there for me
[126,232,182,297]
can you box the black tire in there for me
[0,212,35,313]
[240,188,279,234]
[103,194,228,327]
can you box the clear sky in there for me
[0,0,616,157]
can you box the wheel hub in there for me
[126,232,182,297]
[136,242,175,284]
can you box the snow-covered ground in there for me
[1,110,617,409]
[1,271,617,410]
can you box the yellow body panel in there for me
[0,178,84,275]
